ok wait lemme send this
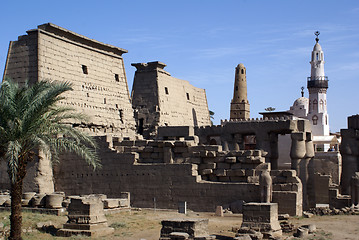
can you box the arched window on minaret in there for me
[313,99,318,111]
[312,115,318,125]
[241,69,244,74]
[309,100,311,110]
[320,100,324,111]
[325,115,328,125]
[316,52,319,60]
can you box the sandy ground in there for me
[103,209,359,240]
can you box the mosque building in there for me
[288,31,337,152]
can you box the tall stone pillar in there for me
[304,132,315,208]
[290,132,306,175]
[260,170,273,203]
[340,128,359,194]
[269,133,279,170]
[230,63,250,120]
[351,172,359,207]
[290,132,308,208]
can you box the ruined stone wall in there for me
[3,23,136,137]
[52,137,261,212]
[114,139,269,183]
[2,31,38,84]
[0,135,302,214]
[131,61,211,138]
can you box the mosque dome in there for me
[293,97,309,107]
[313,42,322,51]
[289,97,309,118]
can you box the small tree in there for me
[209,110,215,125]
[264,107,276,112]
[0,79,100,240]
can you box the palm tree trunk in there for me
[10,178,23,240]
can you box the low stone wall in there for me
[53,138,261,211]
[1,136,303,214]
[114,139,268,183]
[271,170,302,216]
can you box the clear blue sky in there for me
[1,0,358,132]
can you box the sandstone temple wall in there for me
[131,61,211,138]
[3,23,136,137]
[52,137,261,212]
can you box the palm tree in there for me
[0,79,100,240]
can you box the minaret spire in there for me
[230,63,250,120]
[315,31,320,43]
[307,31,330,141]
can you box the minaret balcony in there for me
[307,77,328,88]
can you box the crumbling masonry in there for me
[0,23,356,218]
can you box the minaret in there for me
[307,31,330,137]
[230,63,250,120]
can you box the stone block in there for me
[103,199,119,209]
[199,163,216,170]
[231,163,242,170]
[160,218,209,238]
[134,140,148,146]
[46,194,64,209]
[214,169,227,177]
[230,176,247,182]
[143,146,154,152]
[272,191,302,216]
[213,157,225,163]
[245,169,255,176]
[282,170,296,177]
[218,176,230,182]
[157,126,194,138]
[188,158,201,164]
[232,151,245,156]
[225,157,237,163]
[215,206,223,217]
[241,203,282,238]
[174,147,188,153]
[191,151,201,157]
[57,197,114,237]
[200,169,213,175]
[121,140,135,146]
[164,141,175,147]
[217,163,230,169]
[228,169,246,177]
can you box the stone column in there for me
[304,132,315,209]
[351,172,359,207]
[222,140,229,151]
[35,149,55,194]
[269,133,279,170]
[340,129,359,194]
[259,170,272,203]
[163,146,174,164]
[234,134,242,151]
[256,132,272,167]
[290,132,306,175]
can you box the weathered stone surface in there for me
[46,193,64,209]
[57,197,114,237]
[132,62,211,138]
[160,218,209,238]
[3,23,136,138]
[240,203,282,238]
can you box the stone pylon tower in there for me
[230,63,250,120]
[307,32,330,138]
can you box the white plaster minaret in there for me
[307,31,330,139]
